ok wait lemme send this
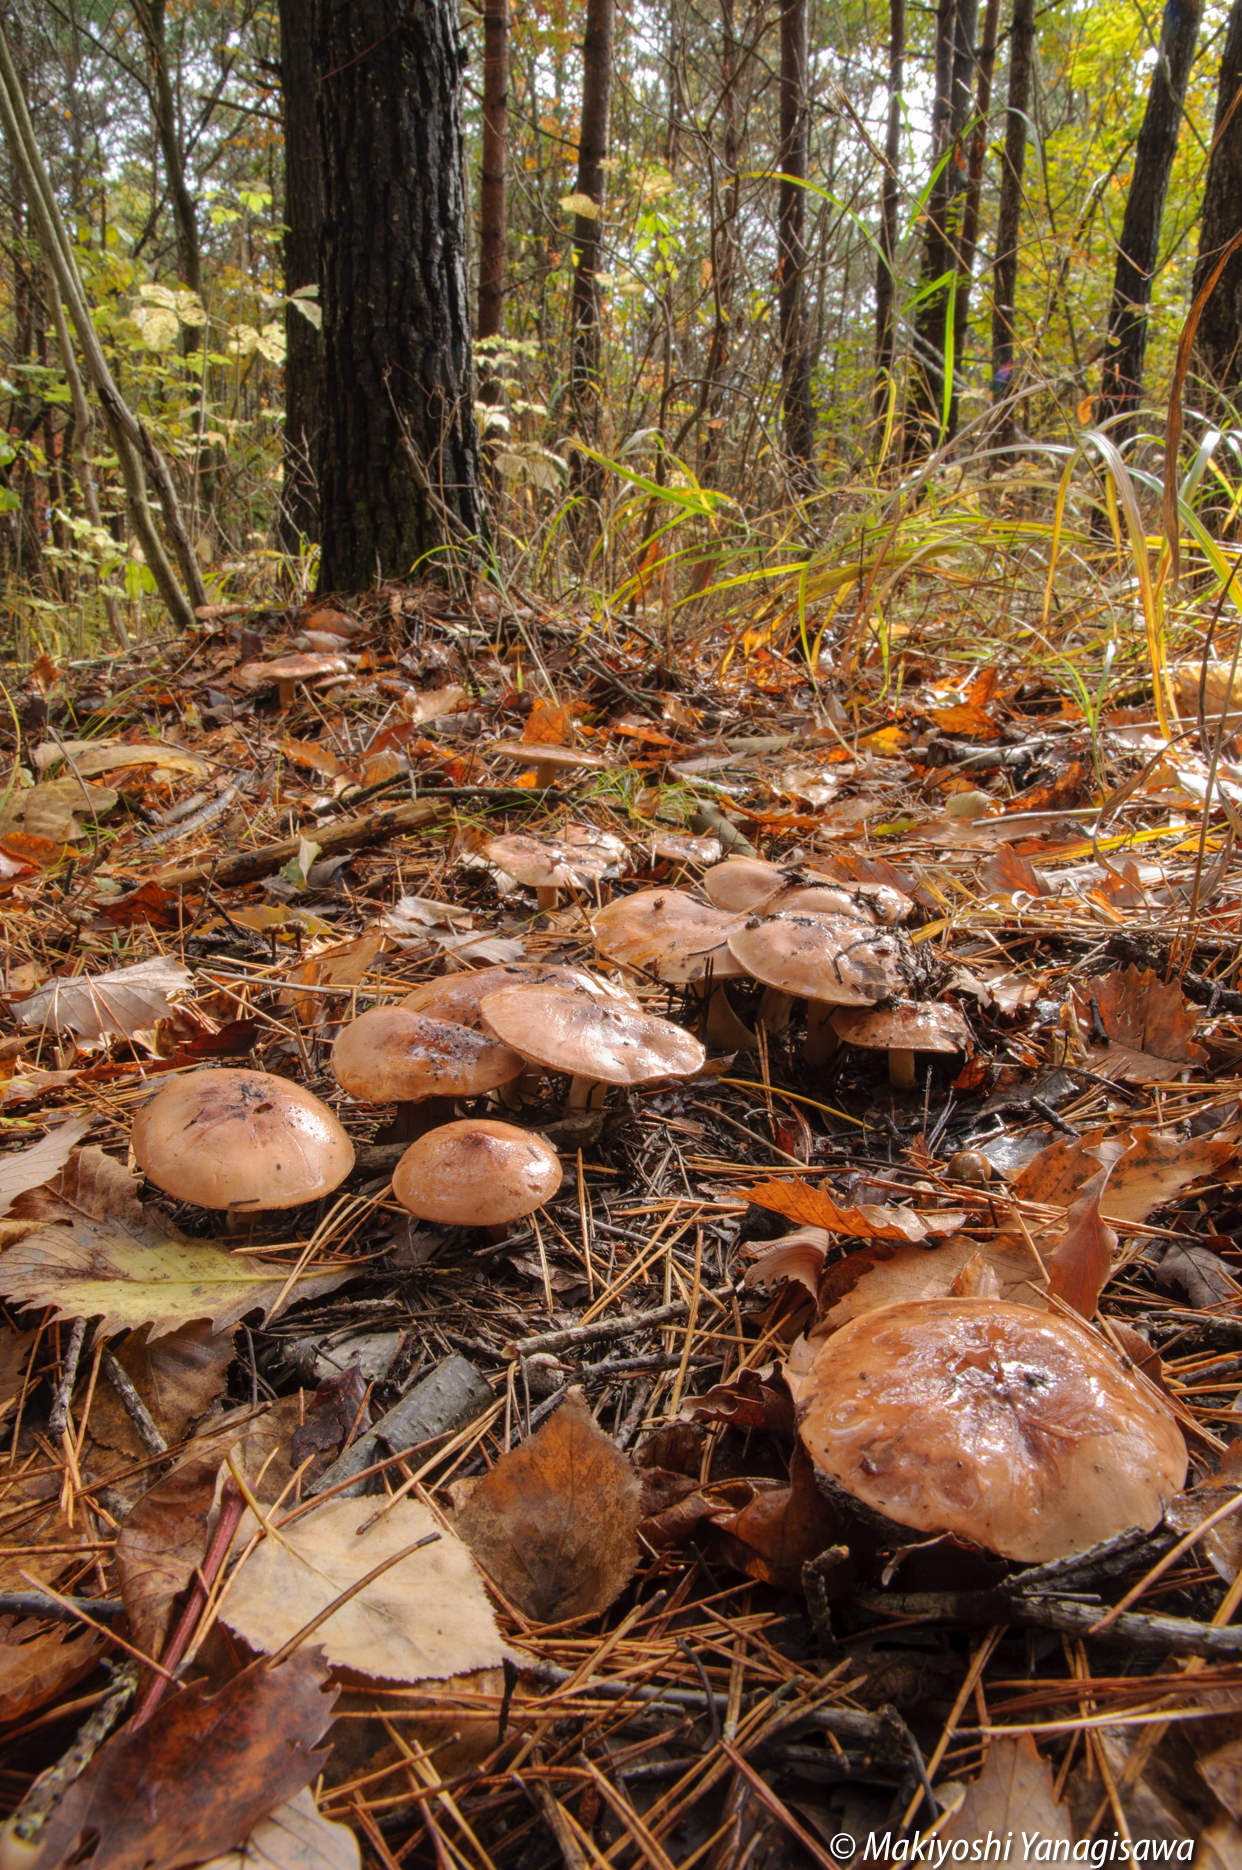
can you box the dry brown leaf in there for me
[935,1732,1073,1849]
[680,1369,795,1436]
[13,957,192,1047]
[288,931,384,1027]
[0,775,119,843]
[196,1790,360,1870]
[455,1391,641,1622]
[1012,1125,1235,1221]
[742,1227,830,1300]
[115,1450,220,1660]
[63,744,209,780]
[819,1235,1047,1330]
[0,1323,38,1412]
[737,1178,962,1241]
[1200,1735,1242,1824]
[1045,1143,1124,1318]
[279,738,348,780]
[221,1495,506,1682]
[1071,966,1206,1081]
[0,1117,93,1214]
[82,1321,236,1459]
[708,1440,839,1590]
[0,1619,106,1723]
[0,1147,350,1337]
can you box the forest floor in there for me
[0,580,1241,1867]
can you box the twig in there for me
[47,1318,86,1442]
[502,1284,736,1360]
[100,1350,167,1459]
[3,1664,137,1851]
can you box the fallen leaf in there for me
[935,1733,1073,1849]
[196,1789,360,1870]
[1199,1734,1242,1823]
[0,1117,93,1214]
[818,1235,1047,1330]
[220,1495,505,1683]
[13,957,193,1047]
[1012,1126,1235,1222]
[0,776,118,843]
[1154,1241,1239,1308]
[709,1440,839,1590]
[20,1649,337,1870]
[1071,967,1206,1082]
[455,1391,641,1622]
[680,1368,795,1436]
[0,1146,351,1337]
[53,744,210,780]
[115,1450,220,1661]
[1045,1143,1125,1318]
[279,738,347,780]
[0,1620,106,1723]
[737,1179,961,1241]
[742,1227,831,1301]
[287,931,384,1027]
[289,1364,369,1469]
[82,1320,236,1459]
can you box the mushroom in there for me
[332,1004,525,1139]
[831,1000,972,1091]
[480,980,705,1110]
[392,1118,563,1233]
[591,888,752,1048]
[484,830,619,912]
[788,1298,1187,1563]
[235,653,351,711]
[703,855,900,927]
[132,1067,354,1215]
[727,912,903,1059]
[481,741,608,791]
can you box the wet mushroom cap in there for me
[485,833,584,893]
[831,1001,972,1053]
[392,1118,563,1225]
[401,963,627,1030]
[332,1005,524,1102]
[727,913,902,1008]
[790,1298,1187,1563]
[235,654,350,689]
[480,982,706,1084]
[702,856,794,910]
[592,888,748,983]
[132,1066,355,1211]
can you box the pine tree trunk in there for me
[1098,0,1202,436]
[278,0,324,547]
[478,0,508,342]
[132,0,203,349]
[313,0,482,593]
[953,0,1001,380]
[778,0,815,482]
[569,0,615,515]
[1192,0,1242,408]
[990,0,1036,447]
[873,0,905,430]
[908,0,978,454]
[698,0,741,477]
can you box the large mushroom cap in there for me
[392,1118,563,1225]
[332,1005,524,1102]
[790,1298,1187,1563]
[132,1067,354,1212]
[832,1001,971,1053]
[484,833,583,893]
[592,889,747,983]
[480,982,706,1085]
[481,742,607,777]
[235,654,350,690]
[727,913,902,1007]
[402,964,637,1029]
[702,856,791,910]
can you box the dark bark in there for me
[778,0,815,481]
[907,0,978,454]
[478,0,508,342]
[313,0,482,593]
[569,0,615,513]
[990,0,1036,446]
[1098,0,1202,435]
[953,0,1000,378]
[131,0,203,348]
[697,0,742,476]
[873,0,905,428]
[1192,0,1242,407]
[278,0,324,545]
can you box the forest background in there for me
[0,0,1240,684]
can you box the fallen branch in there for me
[856,1587,1242,1659]
[153,795,446,890]
[503,1285,737,1360]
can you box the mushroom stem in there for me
[535,886,560,912]
[566,1074,605,1112]
[533,761,558,789]
[277,679,297,710]
[384,1095,456,1143]
[704,984,757,1052]
[803,1002,840,1067]
[757,986,795,1034]
[888,1046,917,1090]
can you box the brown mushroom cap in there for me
[235,654,350,690]
[480,982,706,1084]
[831,1001,971,1053]
[482,742,607,774]
[392,1118,563,1225]
[592,889,748,983]
[132,1067,354,1211]
[402,963,637,1029]
[332,1005,524,1103]
[702,856,789,910]
[790,1298,1187,1563]
[727,914,902,1008]
[485,833,584,893]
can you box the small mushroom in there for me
[831,1000,972,1090]
[132,1067,354,1214]
[727,912,903,1059]
[480,980,705,1110]
[788,1298,1187,1563]
[482,741,608,790]
[392,1118,563,1232]
[591,888,751,1047]
[235,653,351,711]
[484,830,616,912]
[332,1004,524,1139]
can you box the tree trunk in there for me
[478,0,508,343]
[990,0,1036,447]
[278,0,324,547]
[696,0,742,478]
[568,0,615,515]
[1192,0,1242,407]
[131,0,203,349]
[907,0,978,454]
[778,0,815,482]
[873,0,905,431]
[1098,0,1202,436]
[313,0,482,593]
[953,0,1000,377]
